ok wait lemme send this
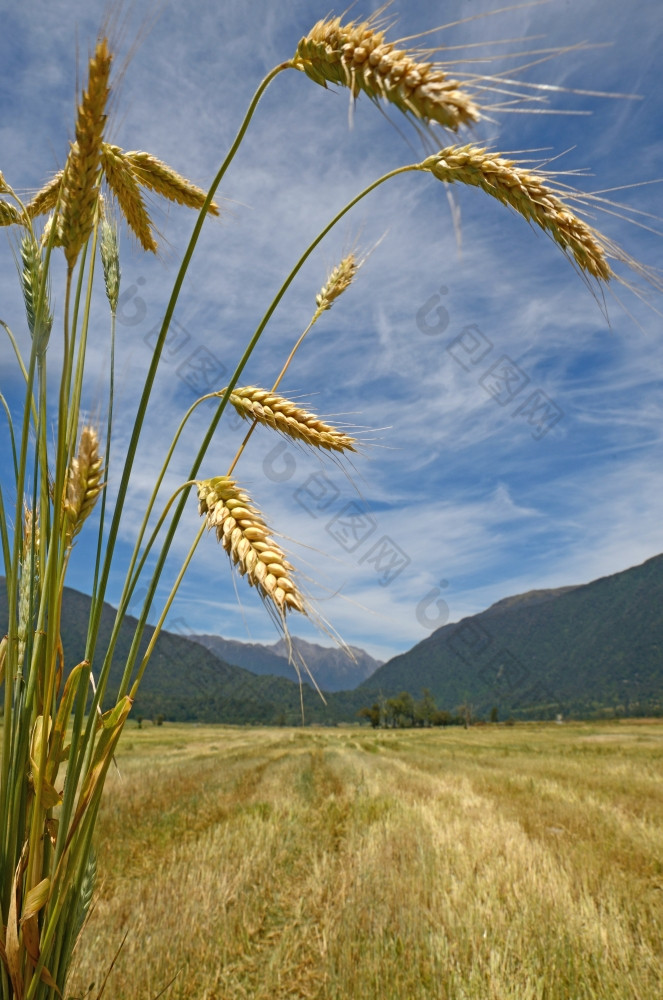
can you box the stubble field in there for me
[67,720,663,999]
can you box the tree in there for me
[431,708,452,727]
[386,692,416,728]
[414,688,437,727]
[457,702,473,729]
[358,703,381,728]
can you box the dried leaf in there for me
[21,878,50,924]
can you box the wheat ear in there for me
[315,253,359,312]
[63,427,105,543]
[101,144,157,253]
[20,234,53,344]
[198,477,305,615]
[25,170,64,220]
[124,151,220,216]
[420,145,612,281]
[17,506,40,671]
[100,216,121,313]
[295,14,479,130]
[228,387,357,454]
[0,201,22,226]
[60,38,112,267]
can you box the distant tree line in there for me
[357,689,478,728]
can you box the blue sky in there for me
[1,0,662,663]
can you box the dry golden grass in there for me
[65,721,663,999]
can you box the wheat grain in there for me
[64,427,105,543]
[228,387,357,454]
[124,151,220,216]
[101,144,157,253]
[198,477,305,615]
[295,15,479,130]
[60,38,112,267]
[420,145,612,281]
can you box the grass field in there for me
[65,721,663,999]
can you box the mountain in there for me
[4,553,662,723]
[347,554,663,719]
[0,579,321,725]
[189,633,381,691]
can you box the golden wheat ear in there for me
[25,170,64,220]
[316,253,360,312]
[63,426,105,544]
[59,38,112,267]
[198,477,306,616]
[420,145,613,282]
[0,201,22,226]
[294,13,480,130]
[227,387,357,455]
[101,143,158,253]
[124,151,220,216]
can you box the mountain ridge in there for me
[189,632,381,691]
[348,552,663,719]
[2,552,662,722]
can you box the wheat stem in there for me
[130,522,207,698]
[87,62,292,716]
[112,162,413,707]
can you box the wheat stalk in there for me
[228,386,357,454]
[198,477,305,615]
[124,151,220,216]
[295,14,480,130]
[63,427,105,543]
[59,38,111,267]
[420,145,612,281]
